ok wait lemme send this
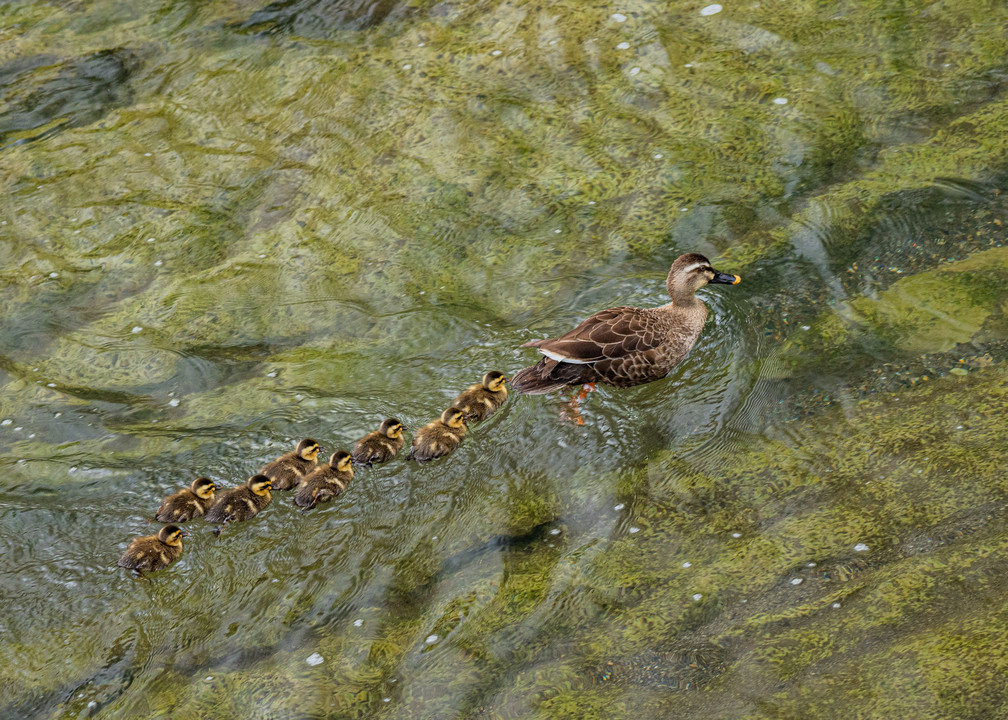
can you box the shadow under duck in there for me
[510,253,740,394]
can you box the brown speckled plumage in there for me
[294,451,354,509]
[155,477,216,523]
[118,525,184,573]
[351,418,405,465]
[408,407,467,462]
[204,475,272,525]
[510,253,740,394]
[258,438,321,490]
[453,371,508,422]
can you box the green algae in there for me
[3,0,1008,718]
[786,246,1008,374]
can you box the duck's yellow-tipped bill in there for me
[711,270,740,285]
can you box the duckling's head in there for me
[667,253,741,299]
[441,407,467,429]
[379,418,404,439]
[482,370,507,392]
[191,476,216,499]
[296,438,322,461]
[157,525,185,547]
[247,474,273,495]
[330,450,354,475]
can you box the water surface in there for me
[2,1,1008,718]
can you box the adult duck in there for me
[511,253,740,393]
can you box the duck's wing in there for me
[524,307,665,363]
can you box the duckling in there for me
[118,524,185,574]
[294,451,355,509]
[407,407,467,462]
[204,474,273,527]
[453,371,508,422]
[510,253,741,393]
[351,418,405,465]
[258,438,322,490]
[154,476,217,523]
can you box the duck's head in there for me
[667,253,740,299]
[296,438,322,461]
[441,407,467,429]
[191,477,216,500]
[482,371,507,392]
[247,474,273,495]
[379,418,404,439]
[157,525,185,547]
[330,450,354,476]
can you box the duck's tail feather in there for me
[510,358,589,395]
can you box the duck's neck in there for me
[667,286,702,307]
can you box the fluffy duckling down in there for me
[408,407,467,462]
[295,451,355,509]
[352,418,405,465]
[155,476,216,523]
[204,474,272,526]
[118,525,185,574]
[259,438,322,490]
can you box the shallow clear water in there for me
[2,1,1008,718]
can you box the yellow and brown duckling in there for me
[294,451,355,510]
[204,474,272,527]
[351,418,405,465]
[511,253,741,393]
[407,407,467,462]
[258,438,322,490]
[118,524,185,574]
[154,476,217,523]
[453,370,508,422]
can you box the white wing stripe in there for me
[541,348,592,364]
